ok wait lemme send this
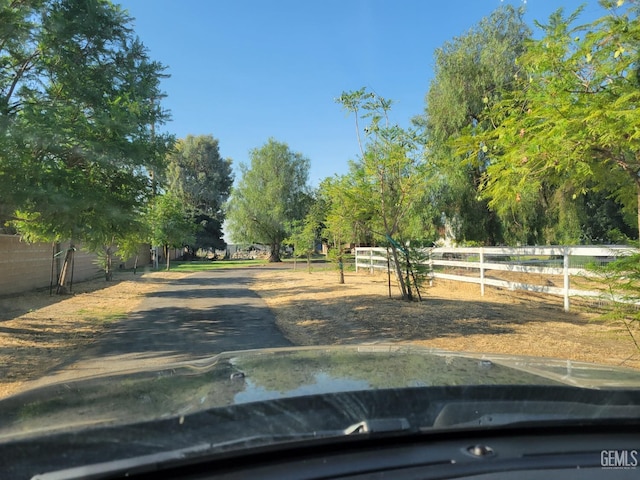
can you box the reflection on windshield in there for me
[235,373,371,404]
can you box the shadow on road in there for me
[33,270,291,385]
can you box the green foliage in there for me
[422,4,530,245]
[147,193,196,270]
[0,0,172,273]
[319,174,371,284]
[335,88,431,298]
[320,174,371,246]
[425,5,530,142]
[581,190,636,243]
[587,247,640,351]
[286,203,323,272]
[166,134,234,252]
[459,0,640,242]
[226,138,311,262]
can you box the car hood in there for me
[1,344,640,440]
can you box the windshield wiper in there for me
[32,417,412,480]
[343,417,411,434]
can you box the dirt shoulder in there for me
[249,267,640,370]
[0,270,190,398]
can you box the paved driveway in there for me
[26,267,291,387]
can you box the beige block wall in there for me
[0,235,151,296]
[116,244,152,269]
[0,236,54,296]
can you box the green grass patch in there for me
[75,308,126,324]
[99,312,127,323]
[169,259,268,272]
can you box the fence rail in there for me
[355,245,636,311]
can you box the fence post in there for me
[480,247,485,296]
[369,248,373,274]
[355,248,359,273]
[563,246,570,312]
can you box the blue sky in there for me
[115,0,604,187]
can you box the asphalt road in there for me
[26,267,292,387]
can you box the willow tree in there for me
[226,138,311,262]
[421,4,531,244]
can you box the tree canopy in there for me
[456,0,640,242]
[0,0,172,282]
[226,138,311,262]
[147,192,196,270]
[166,134,234,253]
[420,4,531,245]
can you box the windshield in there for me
[1,0,640,478]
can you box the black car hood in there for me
[1,344,640,440]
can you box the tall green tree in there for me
[460,0,640,241]
[0,0,172,287]
[167,134,234,254]
[420,4,531,244]
[0,0,43,230]
[226,138,311,262]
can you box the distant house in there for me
[435,213,458,247]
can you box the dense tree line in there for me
[229,1,638,299]
[457,0,640,244]
[0,1,233,283]
[5,0,637,294]
[317,0,639,266]
[0,0,173,286]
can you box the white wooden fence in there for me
[355,245,635,311]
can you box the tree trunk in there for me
[268,242,281,262]
[57,244,75,294]
[164,244,171,270]
[338,253,345,284]
[386,247,392,299]
[104,246,113,281]
[389,244,408,300]
[405,253,413,301]
[637,182,640,241]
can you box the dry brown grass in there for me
[250,267,640,369]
